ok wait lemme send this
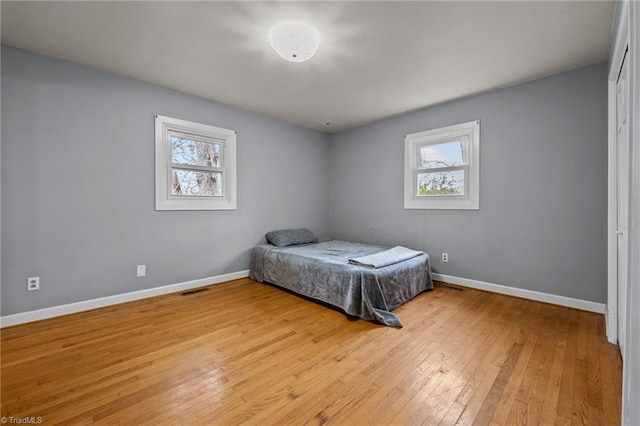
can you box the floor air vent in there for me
[437,283,465,291]
[181,287,210,296]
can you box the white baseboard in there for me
[2,270,606,327]
[0,270,250,328]
[605,308,617,344]
[431,273,607,314]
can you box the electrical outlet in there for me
[442,253,449,262]
[137,265,146,277]
[27,276,40,291]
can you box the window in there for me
[404,120,479,209]
[155,115,237,210]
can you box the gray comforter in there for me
[249,240,433,327]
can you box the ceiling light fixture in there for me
[269,21,319,63]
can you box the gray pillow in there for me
[265,228,319,247]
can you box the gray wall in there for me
[1,45,330,315]
[329,62,608,303]
[0,47,611,312]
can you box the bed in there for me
[249,229,433,327]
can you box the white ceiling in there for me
[1,1,614,133]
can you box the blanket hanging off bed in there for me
[348,246,423,269]
[250,240,432,327]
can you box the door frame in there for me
[607,0,630,346]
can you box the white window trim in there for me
[404,120,480,210]
[155,115,237,211]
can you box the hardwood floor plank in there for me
[440,401,466,425]
[473,338,523,425]
[372,292,499,424]
[1,278,622,425]
[505,398,528,426]
[557,309,580,420]
[351,291,489,425]
[538,339,568,425]
[520,305,559,425]
[489,333,538,426]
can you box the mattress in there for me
[249,240,433,326]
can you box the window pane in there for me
[419,139,466,169]
[171,136,222,167]
[417,170,465,196]
[171,169,222,197]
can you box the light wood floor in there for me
[1,279,622,425]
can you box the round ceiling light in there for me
[269,21,319,63]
